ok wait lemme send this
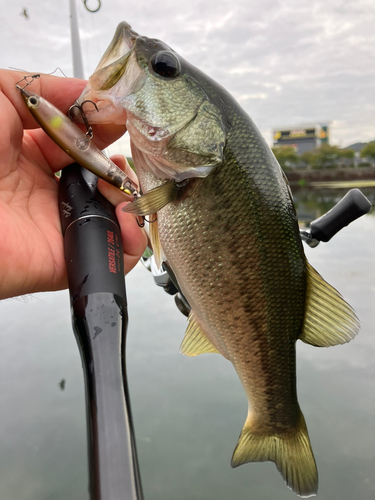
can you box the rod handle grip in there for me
[310,188,372,242]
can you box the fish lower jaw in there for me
[73,87,126,125]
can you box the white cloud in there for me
[1,0,374,147]
[236,93,268,101]
[229,66,264,75]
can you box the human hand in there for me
[0,70,146,300]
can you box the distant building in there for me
[273,123,329,155]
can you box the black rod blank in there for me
[59,163,143,500]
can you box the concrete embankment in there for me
[285,167,375,187]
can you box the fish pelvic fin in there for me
[180,312,220,356]
[122,181,188,216]
[231,410,318,498]
[300,263,360,347]
[148,214,165,269]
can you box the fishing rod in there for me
[143,188,372,317]
[57,1,143,499]
[54,4,371,494]
[299,188,372,247]
[59,165,143,500]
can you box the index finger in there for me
[1,69,127,172]
[0,69,86,130]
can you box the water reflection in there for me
[293,187,375,225]
[0,188,374,500]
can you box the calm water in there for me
[0,189,374,500]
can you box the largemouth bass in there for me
[76,22,359,497]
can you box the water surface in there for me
[0,189,374,500]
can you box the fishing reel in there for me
[142,188,372,317]
[141,251,191,316]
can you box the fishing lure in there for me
[16,74,139,197]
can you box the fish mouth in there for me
[74,22,144,124]
[89,22,138,91]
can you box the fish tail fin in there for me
[231,410,318,498]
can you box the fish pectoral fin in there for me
[231,411,318,498]
[180,312,220,356]
[148,214,165,269]
[300,263,360,347]
[122,181,187,216]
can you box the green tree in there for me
[272,146,299,170]
[316,144,342,168]
[360,141,375,161]
[341,148,355,160]
[301,144,355,169]
[300,150,319,169]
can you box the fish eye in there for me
[150,51,180,79]
[27,96,39,108]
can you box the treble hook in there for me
[68,100,99,140]
[136,214,157,228]
[83,0,101,13]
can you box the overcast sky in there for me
[1,0,374,151]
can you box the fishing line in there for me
[9,67,69,78]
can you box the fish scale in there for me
[151,131,305,423]
[76,21,359,497]
[133,106,316,493]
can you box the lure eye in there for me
[150,51,180,79]
[27,96,39,108]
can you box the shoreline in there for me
[285,167,375,187]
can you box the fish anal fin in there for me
[180,312,219,356]
[231,410,318,498]
[300,263,360,347]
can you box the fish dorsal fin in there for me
[180,312,219,356]
[148,214,165,269]
[300,263,360,347]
